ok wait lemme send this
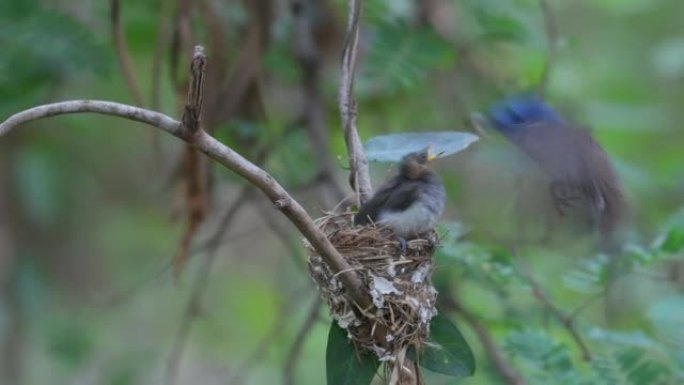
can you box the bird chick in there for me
[488,95,626,248]
[354,147,446,246]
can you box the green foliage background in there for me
[1,0,684,384]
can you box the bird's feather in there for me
[354,176,420,224]
[489,96,626,246]
[355,148,445,237]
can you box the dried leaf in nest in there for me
[306,212,439,363]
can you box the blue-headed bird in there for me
[488,95,626,249]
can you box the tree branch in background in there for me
[282,296,323,385]
[0,144,22,384]
[169,0,195,96]
[228,288,315,385]
[440,290,527,385]
[291,0,346,206]
[538,0,558,97]
[174,46,209,278]
[164,185,252,385]
[253,198,307,271]
[339,0,373,205]
[109,0,146,107]
[516,258,592,361]
[150,0,174,110]
[205,0,272,128]
[195,0,232,122]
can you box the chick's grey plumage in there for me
[354,150,445,238]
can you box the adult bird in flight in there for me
[488,95,626,250]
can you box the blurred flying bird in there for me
[488,95,626,249]
[354,147,446,247]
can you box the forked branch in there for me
[339,0,373,205]
[0,46,372,311]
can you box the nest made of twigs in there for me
[306,212,439,362]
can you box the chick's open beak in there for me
[426,147,442,162]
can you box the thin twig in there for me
[538,0,558,97]
[253,197,307,271]
[205,1,272,128]
[149,0,173,166]
[150,0,173,110]
[87,214,266,309]
[292,0,346,206]
[109,0,146,107]
[164,187,251,385]
[169,0,195,96]
[0,143,22,384]
[441,291,527,385]
[88,114,320,309]
[228,289,315,385]
[282,296,323,385]
[516,258,592,361]
[339,0,372,205]
[181,46,206,136]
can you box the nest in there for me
[306,212,439,362]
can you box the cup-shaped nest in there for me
[306,213,439,361]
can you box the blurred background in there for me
[1,0,684,384]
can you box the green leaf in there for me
[647,294,684,353]
[326,322,380,385]
[362,22,456,93]
[364,132,479,162]
[416,312,475,378]
[658,226,684,253]
[0,5,111,114]
[462,0,529,42]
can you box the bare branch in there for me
[164,186,251,385]
[204,1,272,128]
[538,0,558,97]
[339,0,373,205]
[228,288,314,385]
[292,0,346,205]
[282,297,323,385]
[253,197,307,270]
[169,0,195,95]
[0,147,22,383]
[441,291,527,385]
[109,0,146,107]
[0,103,372,310]
[0,274,24,384]
[150,0,173,110]
[0,101,182,137]
[181,46,206,136]
[517,259,592,361]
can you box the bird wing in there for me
[354,177,420,224]
[489,96,625,246]
[510,120,625,235]
[508,121,586,181]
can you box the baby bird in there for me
[354,147,446,247]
